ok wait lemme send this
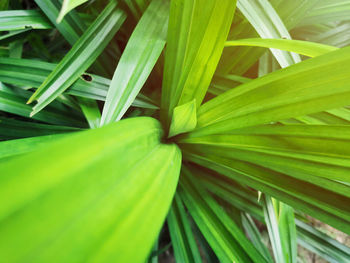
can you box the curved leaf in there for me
[100,0,168,125]
[28,1,125,115]
[0,117,182,263]
[194,46,350,136]
[161,0,237,128]
[57,0,88,23]
[225,38,338,58]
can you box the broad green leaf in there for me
[100,0,168,126]
[0,133,70,159]
[161,0,237,128]
[225,38,338,57]
[0,117,78,140]
[28,1,125,115]
[0,58,158,109]
[57,0,89,23]
[0,10,52,31]
[0,117,182,263]
[168,194,202,263]
[193,46,350,136]
[168,99,197,138]
[180,166,267,263]
[237,0,300,68]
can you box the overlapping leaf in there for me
[225,38,337,58]
[100,0,168,125]
[0,57,158,108]
[161,0,237,128]
[0,10,52,31]
[0,117,182,263]
[28,1,125,115]
[168,194,202,263]
[180,166,267,263]
[179,124,350,234]
[192,46,350,136]
[57,0,89,23]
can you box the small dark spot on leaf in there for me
[81,74,92,82]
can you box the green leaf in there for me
[0,58,158,109]
[0,133,70,159]
[35,0,85,45]
[168,99,197,138]
[57,0,89,23]
[180,166,267,263]
[0,89,85,127]
[262,196,297,263]
[242,213,274,262]
[77,97,101,129]
[225,38,338,58]
[28,1,125,115]
[296,220,350,263]
[208,74,252,96]
[237,0,300,67]
[0,117,182,263]
[0,117,78,140]
[35,0,120,77]
[160,0,237,128]
[168,194,202,263]
[100,0,168,126]
[0,29,31,45]
[123,0,150,20]
[298,0,350,26]
[278,203,297,263]
[179,124,350,234]
[0,10,53,31]
[193,46,350,136]
[262,195,285,263]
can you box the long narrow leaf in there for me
[0,57,158,109]
[100,0,168,125]
[225,38,337,58]
[0,10,52,31]
[194,46,350,136]
[28,1,125,115]
[160,0,237,128]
